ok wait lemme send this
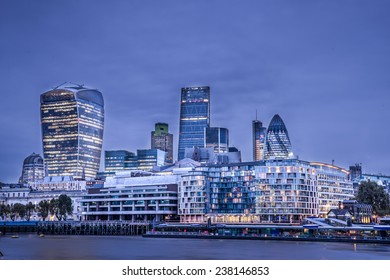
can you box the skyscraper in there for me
[151,123,173,164]
[252,120,267,161]
[205,127,229,153]
[178,86,210,161]
[264,114,293,159]
[40,82,104,179]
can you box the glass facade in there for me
[256,159,318,223]
[310,162,354,217]
[137,149,166,171]
[105,150,136,172]
[252,120,266,161]
[264,114,293,159]
[178,86,210,161]
[151,123,173,164]
[40,83,104,179]
[20,153,45,184]
[205,127,229,153]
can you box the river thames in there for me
[1,234,389,260]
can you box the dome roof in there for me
[267,114,288,133]
[23,153,43,165]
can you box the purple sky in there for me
[0,0,389,183]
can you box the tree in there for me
[38,200,50,221]
[49,195,73,221]
[57,194,73,221]
[355,180,390,216]
[25,202,35,221]
[11,203,26,221]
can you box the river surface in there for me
[0,234,389,260]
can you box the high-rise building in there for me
[151,123,173,164]
[264,114,293,159]
[137,149,166,171]
[252,120,267,161]
[40,82,104,179]
[19,153,45,184]
[178,86,210,161]
[205,127,229,153]
[105,150,136,172]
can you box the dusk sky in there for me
[0,0,389,183]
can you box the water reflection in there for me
[0,234,389,260]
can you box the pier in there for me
[37,221,150,236]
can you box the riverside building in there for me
[179,159,323,224]
[310,162,354,217]
[80,172,179,222]
[40,82,104,179]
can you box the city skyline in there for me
[1,1,389,182]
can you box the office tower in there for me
[264,114,292,159]
[151,123,173,164]
[105,150,136,172]
[40,82,104,179]
[19,153,45,184]
[252,120,267,161]
[205,127,229,153]
[178,86,210,161]
[137,149,166,171]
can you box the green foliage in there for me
[38,200,50,221]
[356,180,390,216]
[12,203,26,221]
[49,195,73,221]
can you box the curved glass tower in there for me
[40,83,104,179]
[178,86,210,160]
[264,114,292,159]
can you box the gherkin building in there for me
[264,114,293,159]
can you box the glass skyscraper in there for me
[40,83,104,179]
[264,114,293,159]
[178,86,210,161]
[252,120,267,161]
[205,127,229,153]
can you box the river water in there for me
[0,234,389,260]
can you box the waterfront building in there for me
[40,82,104,179]
[105,150,137,172]
[264,114,293,160]
[178,167,208,223]
[0,184,83,221]
[151,123,173,164]
[256,159,318,223]
[29,176,87,191]
[179,159,319,224]
[178,86,210,161]
[252,120,266,161]
[205,127,229,153]
[342,200,373,224]
[310,162,354,217]
[80,172,180,222]
[0,184,30,205]
[19,153,45,185]
[206,162,260,224]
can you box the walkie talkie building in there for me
[40,83,104,179]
